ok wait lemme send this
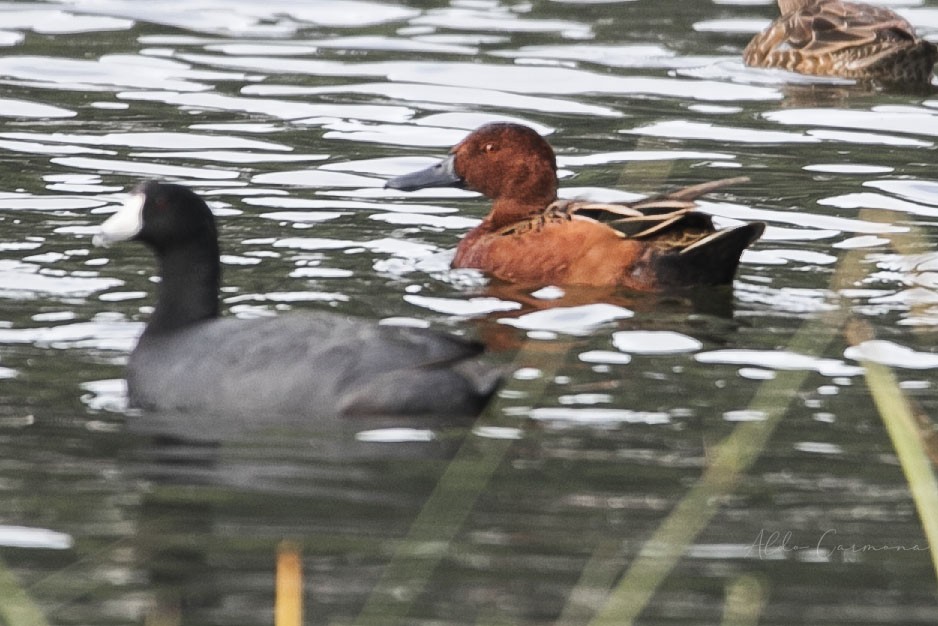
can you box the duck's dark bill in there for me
[385,154,463,191]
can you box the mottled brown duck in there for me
[744,0,937,85]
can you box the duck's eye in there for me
[483,143,495,153]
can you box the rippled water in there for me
[1,0,938,624]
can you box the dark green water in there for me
[0,0,937,623]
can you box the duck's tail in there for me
[860,39,938,85]
[664,221,765,287]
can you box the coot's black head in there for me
[94,181,217,251]
[94,181,222,333]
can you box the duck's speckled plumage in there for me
[386,123,764,292]
[744,0,937,85]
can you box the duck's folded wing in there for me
[562,176,748,239]
[789,3,918,53]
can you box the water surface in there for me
[1,0,937,624]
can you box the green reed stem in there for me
[586,331,834,626]
[0,556,50,626]
[351,431,514,626]
[847,322,938,585]
[719,574,767,626]
[351,345,566,626]
[584,207,938,624]
[842,211,938,583]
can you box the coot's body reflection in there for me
[126,412,475,624]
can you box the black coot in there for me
[93,181,499,418]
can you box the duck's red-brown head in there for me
[386,123,559,227]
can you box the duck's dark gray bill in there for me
[385,154,462,191]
